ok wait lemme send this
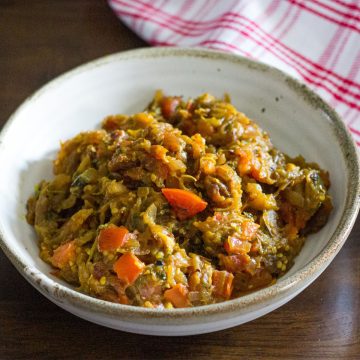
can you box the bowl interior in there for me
[0,49,349,294]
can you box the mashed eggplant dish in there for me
[26,92,332,308]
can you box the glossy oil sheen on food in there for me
[26,92,332,309]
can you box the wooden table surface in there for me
[1,1,359,359]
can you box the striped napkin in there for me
[109,0,360,146]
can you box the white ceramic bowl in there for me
[0,48,359,336]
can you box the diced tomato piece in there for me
[113,253,145,285]
[98,225,129,252]
[224,236,252,254]
[219,253,251,273]
[164,284,190,308]
[212,270,234,299]
[224,221,258,254]
[161,188,207,220]
[51,241,76,269]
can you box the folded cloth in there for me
[109,0,360,145]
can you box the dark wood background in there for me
[1,1,359,359]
